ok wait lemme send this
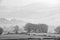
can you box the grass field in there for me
[0,33,58,39]
[0,34,30,39]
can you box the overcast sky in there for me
[0,0,60,26]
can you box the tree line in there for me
[0,23,60,35]
[24,23,48,33]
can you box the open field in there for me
[0,33,58,39]
[0,34,30,39]
[29,33,60,37]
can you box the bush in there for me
[0,27,4,35]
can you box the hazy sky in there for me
[0,0,60,26]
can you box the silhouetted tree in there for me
[0,27,4,35]
[55,26,60,34]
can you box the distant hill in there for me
[0,18,27,34]
[0,18,27,25]
[10,18,27,24]
[0,18,11,24]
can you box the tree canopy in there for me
[55,26,60,34]
[24,23,48,33]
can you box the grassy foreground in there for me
[0,33,57,39]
